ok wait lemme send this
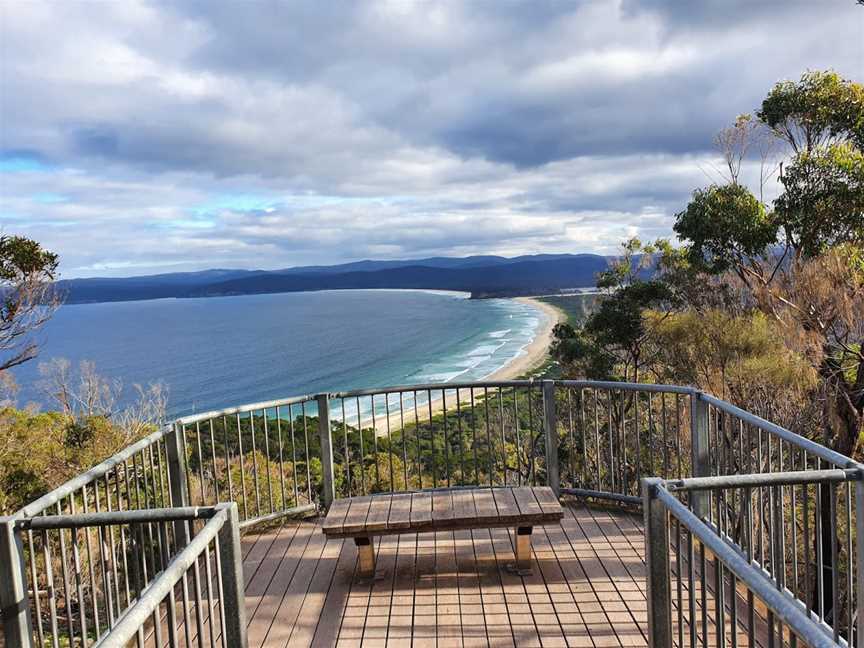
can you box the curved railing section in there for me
[3,379,862,647]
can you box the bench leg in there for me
[508,526,533,575]
[355,536,376,579]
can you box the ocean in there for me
[11,290,543,418]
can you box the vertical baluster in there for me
[484,386,493,486]
[223,415,235,509]
[235,413,248,520]
[400,392,410,490]
[567,388,575,490]
[355,397,366,495]
[845,481,853,642]
[371,395,381,490]
[675,394,683,481]
[578,388,586,489]
[527,386,535,486]
[209,419,221,505]
[513,387,521,487]
[385,393,395,493]
[687,527,697,647]
[442,389,450,488]
[261,409,275,515]
[455,389,465,487]
[77,486,99,637]
[289,404,300,505]
[41,526,60,648]
[102,478,120,627]
[248,412,261,517]
[26,529,46,646]
[830,480,840,643]
[661,393,670,481]
[339,400,351,496]
[497,388,506,486]
[816,459,825,621]
[112,468,132,613]
[302,402,313,502]
[593,388,601,491]
[413,390,422,490]
[276,407,288,509]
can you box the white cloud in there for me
[1,0,862,277]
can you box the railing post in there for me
[317,394,336,510]
[166,422,191,545]
[217,503,248,648]
[690,391,710,519]
[542,380,560,496]
[0,516,33,648]
[642,478,672,648]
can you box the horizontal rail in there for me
[560,487,642,506]
[237,503,317,530]
[175,393,317,426]
[18,506,220,530]
[556,380,696,395]
[19,425,170,517]
[327,379,535,399]
[665,467,862,492]
[90,505,230,648]
[697,392,860,469]
[653,484,840,648]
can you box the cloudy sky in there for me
[1,1,863,278]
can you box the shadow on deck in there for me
[240,498,648,648]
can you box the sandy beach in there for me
[486,296,566,381]
[374,296,566,433]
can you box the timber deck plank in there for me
[237,499,750,647]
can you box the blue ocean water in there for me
[11,290,543,418]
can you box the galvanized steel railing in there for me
[644,475,856,648]
[0,503,245,648]
[2,379,861,647]
[662,469,863,646]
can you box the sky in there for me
[1,1,863,278]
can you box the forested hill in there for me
[59,254,609,304]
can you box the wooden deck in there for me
[240,497,648,648]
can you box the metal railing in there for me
[644,476,854,648]
[3,378,861,647]
[0,503,245,648]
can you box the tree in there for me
[674,70,864,459]
[551,238,675,383]
[0,235,61,372]
[672,70,864,620]
[674,184,778,277]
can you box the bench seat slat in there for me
[472,489,499,523]
[387,493,413,530]
[492,487,521,524]
[432,491,455,522]
[364,495,392,533]
[512,487,543,518]
[341,495,373,534]
[410,492,433,527]
[533,486,562,515]
[452,489,476,519]
[321,497,352,534]
[321,486,563,539]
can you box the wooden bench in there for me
[321,486,563,578]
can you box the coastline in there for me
[485,296,566,381]
[375,295,566,432]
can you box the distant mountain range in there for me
[59,254,610,304]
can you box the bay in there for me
[11,290,541,418]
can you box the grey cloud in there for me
[1,0,862,277]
